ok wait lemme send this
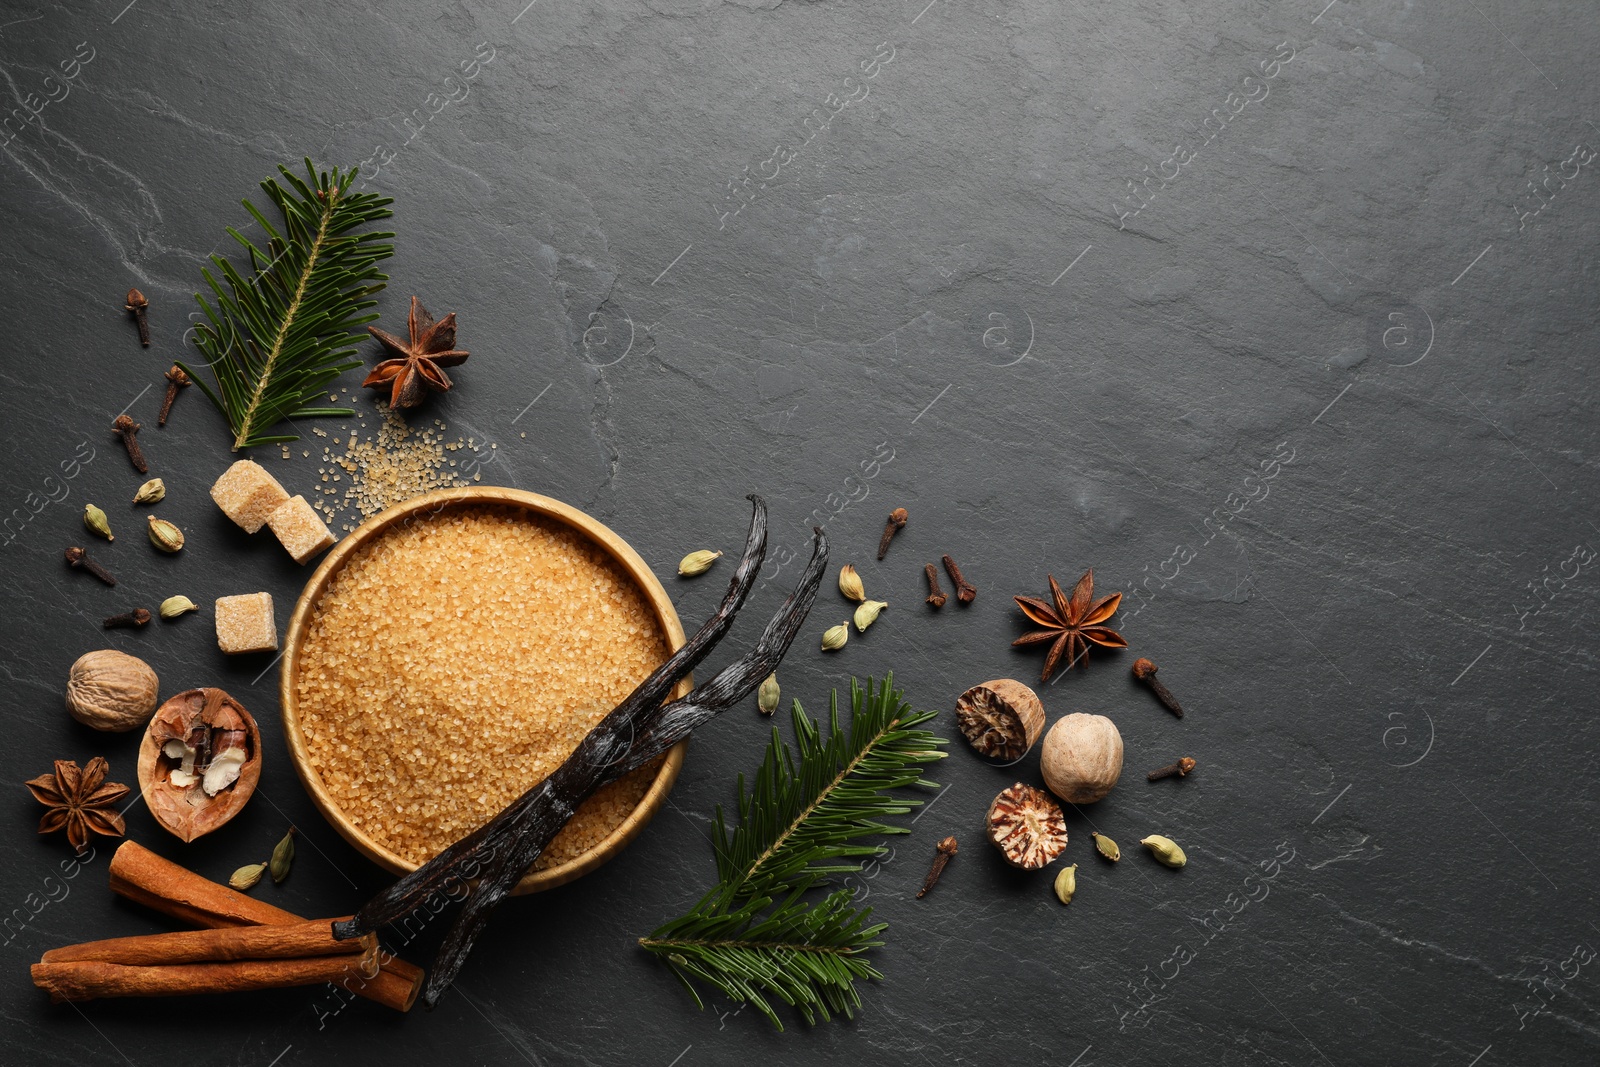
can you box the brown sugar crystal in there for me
[293,506,671,870]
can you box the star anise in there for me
[363,295,470,410]
[1012,569,1127,681]
[25,757,128,854]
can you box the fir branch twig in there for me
[640,675,945,1030]
[179,158,395,451]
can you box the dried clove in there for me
[111,415,148,474]
[65,547,117,586]
[1147,757,1196,781]
[103,608,151,630]
[125,289,150,347]
[924,563,947,608]
[1132,658,1183,717]
[877,507,907,560]
[916,836,958,898]
[158,366,190,427]
[942,554,976,603]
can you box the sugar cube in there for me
[215,593,277,655]
[268,495,336,564]
[210,461,290,534]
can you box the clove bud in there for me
[942,555,976,603]
[924,563,947,608]
[916,836,958,898]
[877,508,907,560]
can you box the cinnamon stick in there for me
[42,919,377,972]
[108,841,421,1012]
[33,956,377,1004]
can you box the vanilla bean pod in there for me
[334,497,770,943]
[417,524,829,1006]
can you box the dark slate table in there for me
[3,0,1597,1063]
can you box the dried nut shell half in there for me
[1091,831,1121,862]
[65,649,159,732]
[138,688,261,843]
[985,782,1068,870]
[955,679,1046,762]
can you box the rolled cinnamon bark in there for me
[42,919,376,971]
[107,841,420,1011]
[34,956,376,1003]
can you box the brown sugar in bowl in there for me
[280,487,690,896]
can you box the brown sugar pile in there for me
[294,504,671,870]
[306,403,484,532]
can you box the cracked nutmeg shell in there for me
[955,678,1046,762]
[1039,712,1124,804]
[985,782,1068,870]
[137,688,261,843]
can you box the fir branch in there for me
[714,676,946,899]
[640,675,945,1030]
[179,158,395,452]
[640,889,886,1028]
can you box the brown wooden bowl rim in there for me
[279,486,689,896]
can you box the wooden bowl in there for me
[280,487,689,896]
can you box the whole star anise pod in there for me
[25,757,129,854]
[1013,569,1127,681]
[363,295,470,410]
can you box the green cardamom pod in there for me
[270,827,296,884]
[853,599,888,632]
[1141,834,1187,868]
[229,862,268,891]
[677,549,722,577]
[159,595,198,620]
[757,672,780,715]
[147,516,184,553]
[838,564,865,603]
[1053,863,1078,905]
[821,622,849,651]
[83,504,113,541]
[1091,831,1121,862]
[132,478,166,505]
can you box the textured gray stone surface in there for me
[2,0,1598,1062]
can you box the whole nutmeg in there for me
[1039,713,1124,803]
[65,650,160,732]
